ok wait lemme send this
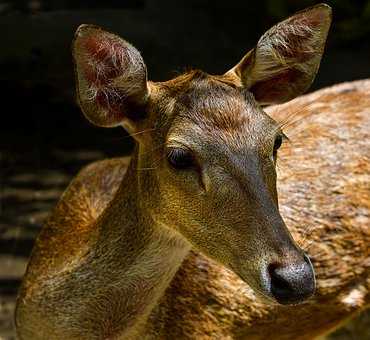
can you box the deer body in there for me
[15,156,192,339]
[17,79,370,339]
[15,4,369,339]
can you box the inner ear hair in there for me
[73,25,149,128]
[226,4,332,105]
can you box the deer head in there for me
[73,4,332,305]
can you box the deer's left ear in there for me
[226,4,332,105]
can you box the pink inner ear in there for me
[82,34,127,87]
[78,32,133,116]
[74,26,148,126]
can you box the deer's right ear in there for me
[73,25,149,129]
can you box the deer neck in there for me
[90,145,191,330]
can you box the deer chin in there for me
[246,287,280,306]
[231,267,282,306]
[228,262,266,297]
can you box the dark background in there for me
[2,0,370,162]
[0,1,369,338]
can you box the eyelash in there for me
[166,147,196,170]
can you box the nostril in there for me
[268,263,292,296]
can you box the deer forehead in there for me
[149,72,277,150]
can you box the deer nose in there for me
[267,254,315,305]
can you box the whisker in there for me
[108,127,157,142]
[271,92,328,134]
[136,167,159,171]
[135,150,167,171]
[130,127,157,138]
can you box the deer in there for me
[144,78,370,339]
[14,3,370,339]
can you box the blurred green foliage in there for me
[266,0,370,46]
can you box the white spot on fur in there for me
[341,287,366,308]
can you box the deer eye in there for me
[166,147,195,170]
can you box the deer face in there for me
[73,4,331,304]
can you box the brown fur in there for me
[15,5,369,340]
[227,5,332,105]
[16,80,369,339]
[146,79,370,339]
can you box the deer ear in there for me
[227,4,332,105]
[73,25,149,128]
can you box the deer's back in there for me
[16,157,130,339]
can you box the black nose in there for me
[268,254,315,305]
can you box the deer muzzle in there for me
[265,252,315,305]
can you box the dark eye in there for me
[166,147,195,170]
[274,135,283,151]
